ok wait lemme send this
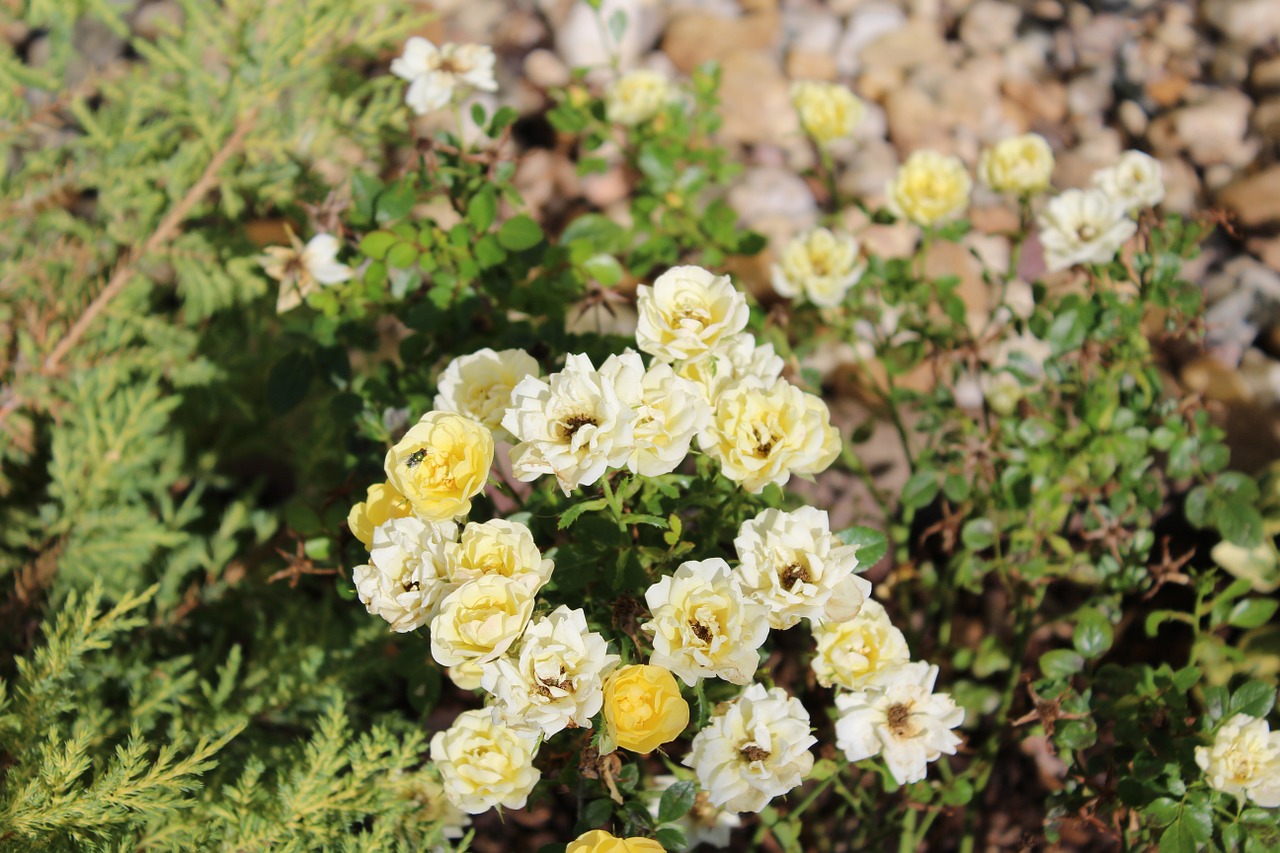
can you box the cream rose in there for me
[347,481,414,549]
[887,150,972,227]
[429,708,540,814]
[353,516,460,632]
[698,378,841,494]
[606,69,676,126]
[1092,149,1164,212]
[642,558,770,686]
[810,600,910,690]
[454,518,554,589]
[627,362,711,477]
[676,333,784,409]
[263,232,353,314]
[429,575,537,667]
[434,347,540,440]
[790,80,865,146]
[635,266,749,363]
[385,411,494,521]
[1037,188,1137,272]
[603,664,691,754]
[978,133,1054,196]
[1195,713,1280,807]
[391,38,498,116]
[771,227,866,308]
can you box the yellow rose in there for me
[346,481,414,548]
[606,69,675,127]
[791,80,865,146]
[384,411,493,521]
[429,575,538,667]
[567,829,666,853]
[886,150,972,227]
[978,133,1054,196]
[603,664,690,754]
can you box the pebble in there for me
[1218,165,1280,228]
[959,1,1021,55]
[1203,0,1280,50]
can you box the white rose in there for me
[606,68,676,126]
[454,518,554,589]
[482,606,621,737]
[353,517,460,632]
[684,683,816,813]
[676,333,785,408]
[429,575,538,667]
[734,506,870,630]
[502,352,640,495]
[391,38,498,115]
[698,378,841,494]
[642,558,770,686]
[834,661,965,785]
[645,775,742,848]
[771,228,866,308]
[429,709,541,814]
[627,362,711,477]
[635,266,750,363]
[263,232,353,313]
[1037,188,1137,272]
[1195,713,1280,807]
[810,600,910,690]
[1092,150,1164,212]
[434,348,541,440]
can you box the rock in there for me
[524,49,571,88]
[661,3,778,73]
[1218,165,1280,227]
[1253,56,1280,91]
[1145,74,1189,108]
[718,50,793,145]
[1210,44,1251,86]
[886,85,950,150]
[1156,91,1258,169]
[1117,99,1148,136]
[1155,4,1198,54]
[1068,66,1115,117]
[1002,77,1067,125]
[836,138,899,201]
[835,1,907,77]
[726,166,817,248]
[1250,237,1280,275]
[1238,349,1280,407]
[1071,13,1131,68]
[1253,97,1280,142]
[1180,355,1250,403]
[1158,155,1201,215]
[1001,31,1053,79]
[1203,0,1280,50]
[1203,258,1280,366]
[959,1,1021,55]
[858,19,950,73]
[786,50,838,81]
[557,0,666,71]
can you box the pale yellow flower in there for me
[454,518,554,589]
[603,664,691,754]
[635,266,749,363]
[810,600,910,690]
[429,575,537,667]
[886,151,972,227]
[434,347,540,441]
[347,481,414,548]
[567,830,666,853]
[606,69,676,126]
[1196,714,1280,807]
[385,411,494,521]
[979,134,1054,196]
[429,708,540,814]
[771,228,866,308]
[791,81,865,146]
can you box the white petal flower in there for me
[635,266,750,363]
[642,558,771,686]
[771,228,866,308]
[482,606,621,738]
[1037,188,1137,272]
[627,362,711,477]
[454,518,554,589]
[263,232,352,313]
[429,575,538,667]
[676,333,785,408]
[734,507,870,630]
[502,352,640,495]
[435,348,541,440]
[698,378,841,494]
[429,708,541,814]
[353,517,460,632]
[391,37,498,115]
[1092,150,1164,212]
[1195,713,1280,807]
[834,661,964,785]
[606,68,677,126]
[684,683,816,813]
[645,775,742,848]
[810,600,910,690]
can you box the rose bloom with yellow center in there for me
[887,150,973,227]
[634,266,749,364]
[790,80,865,146]
[567,829,666,853]
[384,411,494,521]
[602,664,691,754]
[810,600,910,690]
[429,574,538,668]
[605,68,676,127]
[346,481,414,548]
[978,133,1054,196]
[771,227,866,308]
[1195,713,1280,807]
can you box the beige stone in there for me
[859,19,949,72]
[661,5,779,73]
[1254,56,1280,91]
[1218,165,1280,228]
[718,50,794,146]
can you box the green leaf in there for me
[375,182,415,223]
[385,241,419,269]
[359,230,397,260]
[657,779,698,824]
[559,499,609,530]
[655,827,688,852]
[467,188,498,232]
[1039,649,1084,679]
[1227,598,1279,629]
[266,351,314,415]
[497,214,545,251]
[1073,610,1114,659]
[835,526,888,567]
[1145,797,1180,827]
[961,518,996,551]
[901,472,940,510]
[582,254,624,286]
[580,797,612,828]
[1158,816,1195,853]
[1228,680,1277,718]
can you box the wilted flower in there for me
[635,266,750,363]
[978,133,1054,196]
[263,232,352,314]
[352,516,459,632]
[810,600,910,690]
[791,81,865,146]
[391,37,498,115]
[1196,713,1280,807]
[684,683,816,813]
[429,708,541,814]
[1093,150,1164,212]
[434,348,541,441]
[886,151,972,227]
[606,68,677,126]
[643,558,770,686]
[771,228,866,308]
[1037,188,1136,272]
[834,661,964,785]
[734,506,869,630]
